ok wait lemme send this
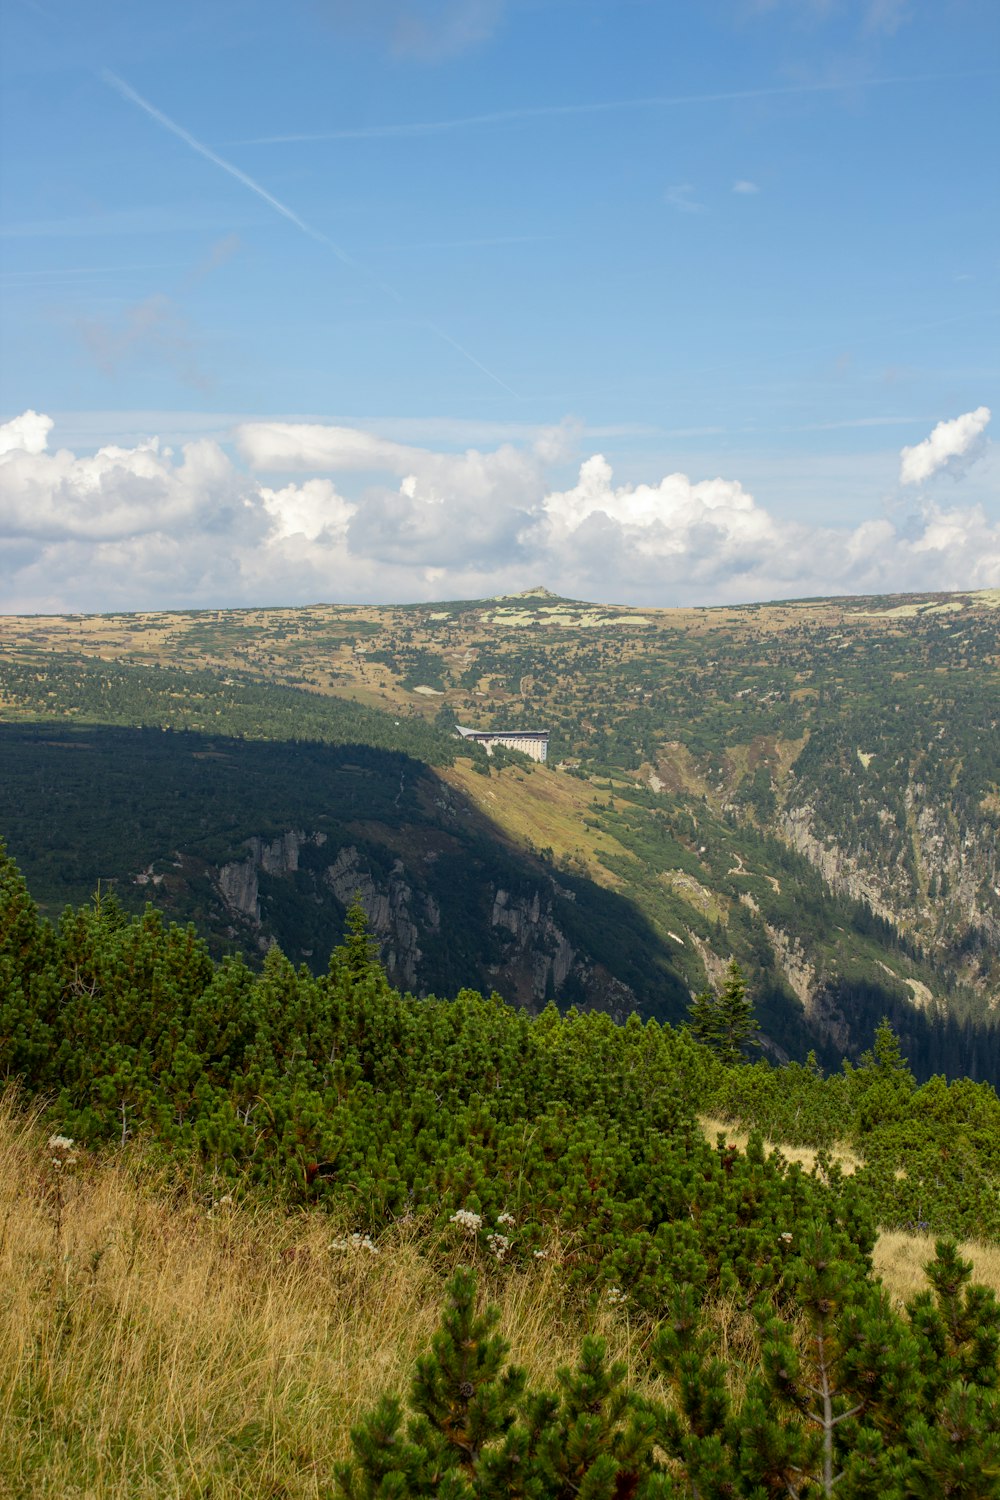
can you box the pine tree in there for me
[528,1336,663,1498]
[336,1395,435,1498]
[338,1268,525,1494]
[331,896,383,978]
[900,1240,1000,1498]
[906,1383,1000,1499]
[340,1273,671,1498]
[655,1226,930,1498]
[654,1281,744,1494]
[908,1240,1000,1401]
[687,960,759,1065]
[410,1267,526,1468]
[755,1221,920,1497]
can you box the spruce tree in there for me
[687,986,721,1054]
[714,960,759,1065]
[687,960,759,1065]
[331,896,383,978]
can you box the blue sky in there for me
[0,0,997,611]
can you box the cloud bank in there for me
[0,408,996,613]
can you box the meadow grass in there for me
[0,1098,645,1498]
[443,758,634,887]
[873,1229,1000,1306]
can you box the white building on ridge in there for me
[455,727,549,764]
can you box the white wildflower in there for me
[780,1232,793,1243]
[330,1232,380,1255]
[48,1134,78,1167]
[487,1233,511,1262]
[449,1208,483,1233]
[496,1211,516,1227]
[533,1249,549,1260]
[606,1285,626,1305]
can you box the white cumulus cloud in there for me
[238,417,552,569]
[0,409,52,458]
[261,478,356,543]
[531,457,779,565]
[0,415,249,544]
[1,410,999,613]
[899,406,991,485]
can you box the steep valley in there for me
[1,585,998,1078]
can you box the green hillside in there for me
[1,587,998,1077]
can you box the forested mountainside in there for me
[1,586,998,1076]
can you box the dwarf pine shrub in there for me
[340,1243,1000,1498]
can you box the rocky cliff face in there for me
[488,887,576,1004]
[211,827,631,1011]
[216,833,426,986]
[218,831,318,925]
[322,844,431,989]
[217,858,260,923]
[777,804,897,923]
[778,787,1000,996]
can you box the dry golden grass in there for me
[873,1231,1000,1306]
[443,758,634,887]
[696,1113,864,1176]
[0,1098,646,1498]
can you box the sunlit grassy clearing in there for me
[696,1113,865,1177]
[444,758,633,885]
[873,1231,1000,1305]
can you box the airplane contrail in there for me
[234,70,998,145]
[101,70,519,398]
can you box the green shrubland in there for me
[340,1242,1000,1497]
[3,839,1000,1494]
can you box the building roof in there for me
[455,726,549,738]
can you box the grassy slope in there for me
[4,1095,998,1497]
[0,1096,654,1496]
[441,758,634,886]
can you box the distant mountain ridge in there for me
[0,586,997,1078]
